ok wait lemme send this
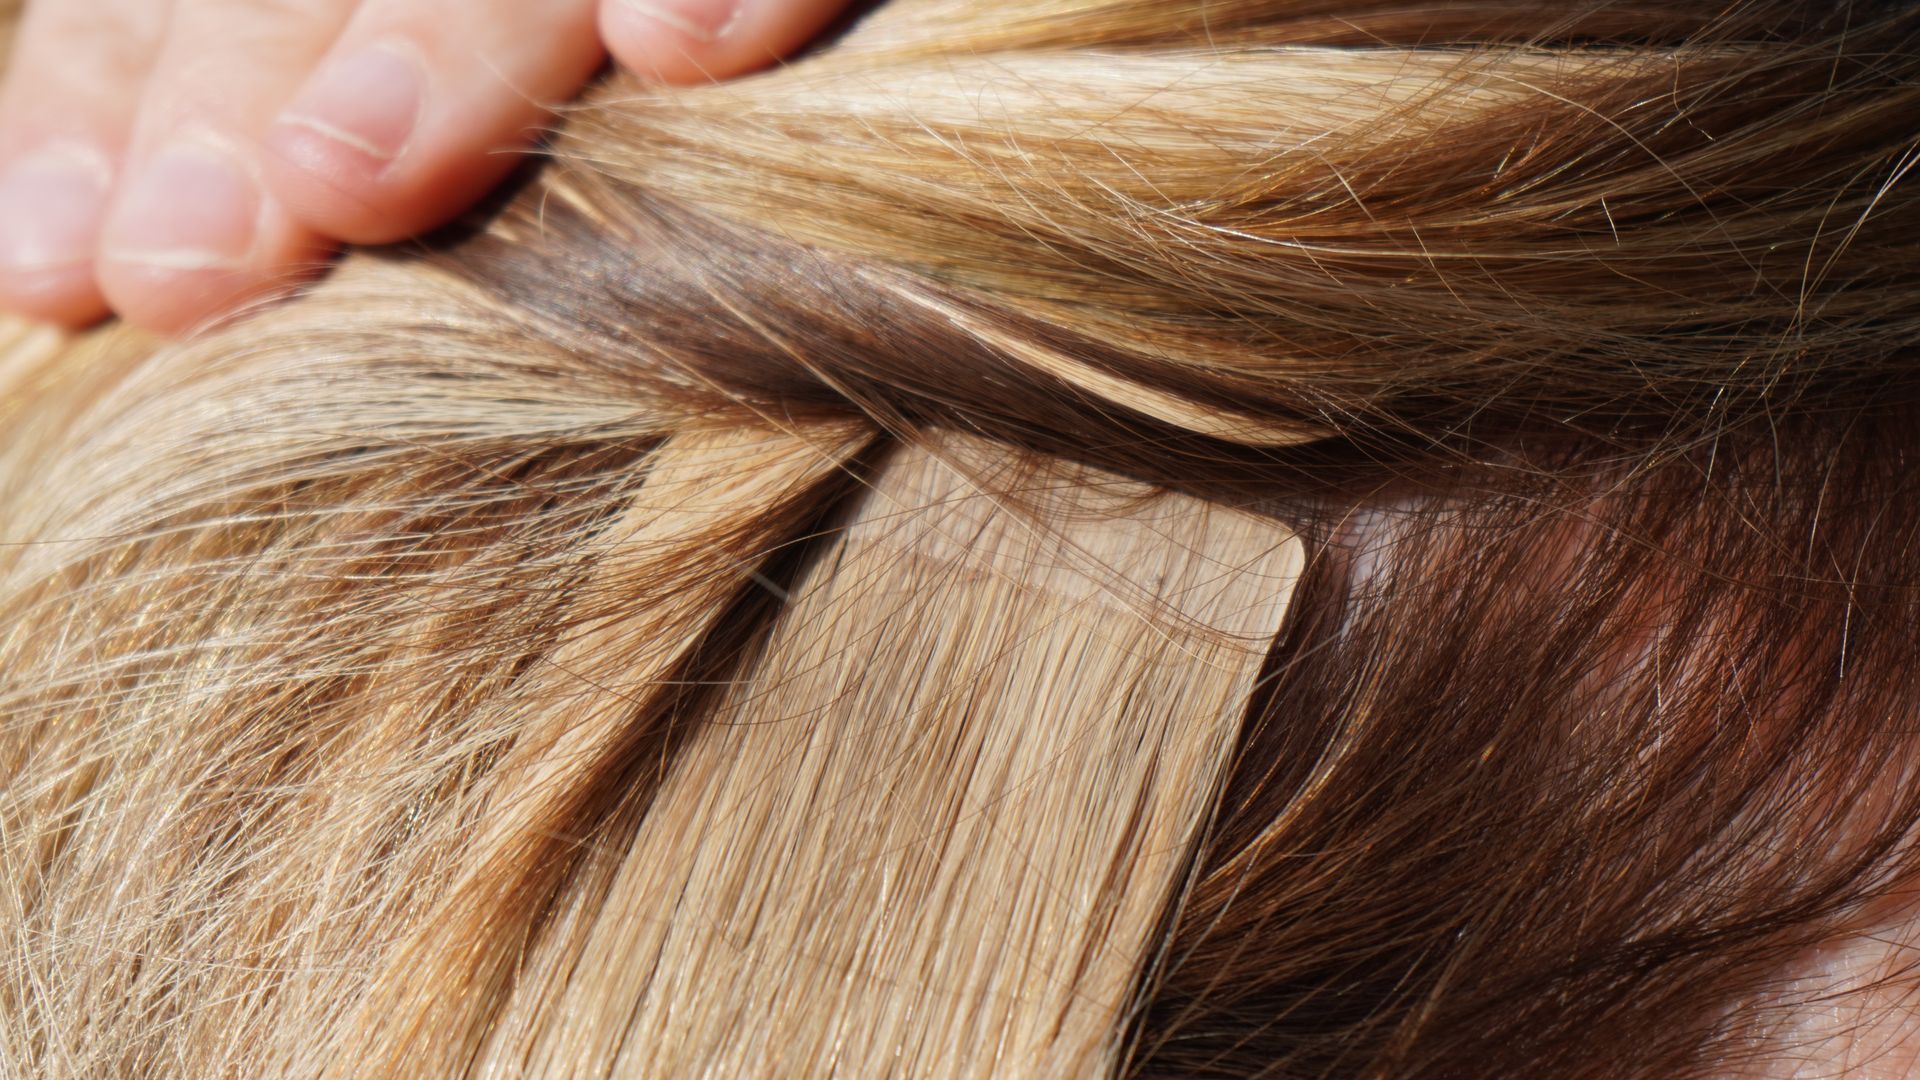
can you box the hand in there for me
[0,0,850,332]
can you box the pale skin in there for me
[0,0,853,333]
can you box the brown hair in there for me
[4,1,1920,1075]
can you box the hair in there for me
[5,1,1920,1076]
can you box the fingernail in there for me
[621,0,744,43]
[106,135,257,272]
[273,41,425,167]
[0,142,111,273]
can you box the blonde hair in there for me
[5,2,1920,1075]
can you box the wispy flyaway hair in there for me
[4,1,1920,1076]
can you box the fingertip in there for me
[602,0,846,84]
[260,20,601,246]
[260,123,418,246]
[259,38,439,245]
[0,265,113,329]
[260,117,520,246]
[98,134,333,334]
[0,143,113,327]
[98,245,330,335]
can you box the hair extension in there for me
[4,2,1920,1077]
[458,436,1298,1077]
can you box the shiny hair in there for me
[4,2,1920,1075]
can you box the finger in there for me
[0,0,170,326]
[260,0,603,246]
[600,0,851,85]
[97,0,353,334]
